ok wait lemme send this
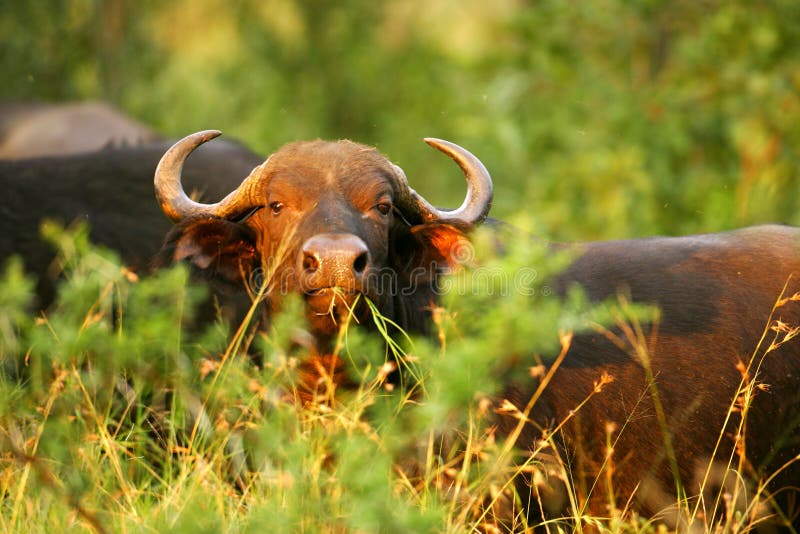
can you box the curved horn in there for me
[154,130,267,222]
[394,138,493,226]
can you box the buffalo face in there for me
[155,132,492,342]
[243,140,401,335]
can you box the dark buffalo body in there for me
[153,132,800,528]
[502,227,800,526]
[0,139,263,307]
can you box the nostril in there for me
[300,235,370,285]
[353,251,368,274]
[303,251,319,272]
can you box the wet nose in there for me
[299,234,370,290]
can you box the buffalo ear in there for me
[163,217,259,290]
[395,222,470,281]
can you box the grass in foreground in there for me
[0,223,796,533]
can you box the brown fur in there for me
[503,225,800,529]
[159,140,466,350]
[158,138,800,529]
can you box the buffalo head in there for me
[154,131,492,345]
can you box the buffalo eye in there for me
[269,201,284,216]
[375,201,392,216]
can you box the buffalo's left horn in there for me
[154,130,266,222]
[394,138,493,226]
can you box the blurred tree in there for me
[1,0,799,238]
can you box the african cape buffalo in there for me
[154,131,491,349]
[0,138,263,308]
[153,131,799,530]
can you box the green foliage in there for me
[0,221,613,532]
[3,0,799,239]
[2,1,799,530]
[0,257,35,369]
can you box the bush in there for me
[0,222,617,532]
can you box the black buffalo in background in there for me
[0,100,160,159]
[0,102,263,308]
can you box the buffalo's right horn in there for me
[392,138,493,226]
[154,130,267,222]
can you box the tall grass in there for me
[0,224,795,533]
